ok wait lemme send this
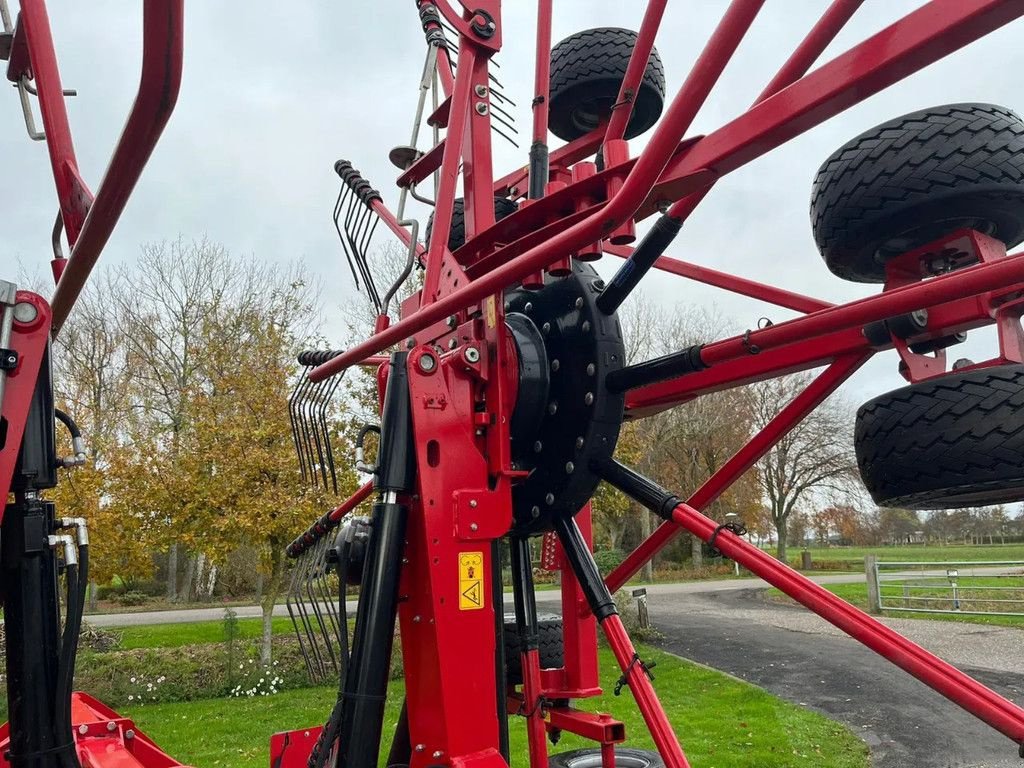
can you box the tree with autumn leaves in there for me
[49,240,347,662]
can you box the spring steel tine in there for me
[344,193,382,311]
[296,372,321,487]
[288,376,310,482]
[352,204,382,309]
[314,537,343,647]
[489,108,519,134]
[286,558,318,680]
[342,187,369,294]
[306,378,331,490]
[491,124,520,148]
[291,371,313,483]
[306,537,339,673]
[333,186,363,289]
[297,544,328,680]
[295,547,327,680]
[318,374,344,494]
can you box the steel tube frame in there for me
[604,242,831,314]
[603,0,668,144]
[606,354,868,593]
[49,0,184,335]
[313,0,1021,381]
[17,0,89,244]
[312,0,764,380]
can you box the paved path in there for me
[647,588,1023,768]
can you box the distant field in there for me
[769,580,1024,628]
[791,543,1024,568]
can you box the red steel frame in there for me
[6,1,1024,768]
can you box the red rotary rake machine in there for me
[4,2,1024,768]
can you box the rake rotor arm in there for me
[608,235,1024,394]
[608,354,868,593]
[50,0,184,336]
[602,0,668,145]
[604,242,832,314]
[594,457,1024,752]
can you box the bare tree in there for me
[751,373,858,561]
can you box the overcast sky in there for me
[3,2,1024,405]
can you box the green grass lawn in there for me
[113,617,296,649]
[124,646,868,768]
[768,580,1024,628]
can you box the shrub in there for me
[113,590,150,606]
[593,549,626,577]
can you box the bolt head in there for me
[531,506,541,518]
[406,338,416,349]
[415,745,426,753]
[78,725,88,735]
[13,302,38,324]
[469,499,478,508]
[548,401,558,415]
[584,392,594,406]
[565,462,575,474]
[474,84,488,97]
[448,338,458,349]
[464,346,480,363]
[533,440,543,453]
[586,363,596,376]
[582,320,591,333]
[107,721,117,732]
[447,315,458,328]
[575,297,584,309]
[124,730,135,740]
[470,523,479,532]
[475,102,488,115]
[433,751,444,759]
[551,359,560,372]
[545,493,555,505]
[524,302,533,313]
[418,353,437,373]
[575,436,585,449]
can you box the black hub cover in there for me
[505,261,626,536]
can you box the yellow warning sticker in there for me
[458,552,485,611]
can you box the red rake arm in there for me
[49,0,184,336]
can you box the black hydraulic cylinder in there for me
[491,540,510,763]
[335,351,414,768]
[510,537,539,650]
[12,346,57,492]
[334,497,408,768]
[591,458,680,521]
[2,497,64,768]
[528,141,549,200]
[604,343,707,393]
[596,214,683,316]
[552,516,618,622]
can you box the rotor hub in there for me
[506,261,626,536]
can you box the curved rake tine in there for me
[288,372,310,482]
[285,555,317,680]
[296,372,320,485]
[317,372,344,494]
[313,534,344,647]
[294,547,327,681]
[306,378,331,490]
[305,537,339,673]
[598,0,862,316]
[333,185,362,289]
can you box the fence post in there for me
[865,555,882,615]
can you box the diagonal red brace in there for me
[601,456,1024,750]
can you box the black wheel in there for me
[503,614,564,685]
[548,28,665,143]
[811,103,1024,283]
[549,749,665,768]
[856,364,1024,509]
[423,196,518,254]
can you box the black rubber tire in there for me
[856,364,1024,509]
[548,28,665,142]
[549,749,665,768]
[503,614,564,685]
[423,196,518,254]
[811,103,1024,283]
